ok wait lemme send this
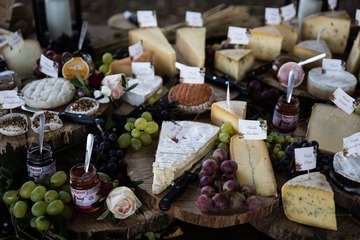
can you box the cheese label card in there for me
[343,132,360,156]
[280,3,296,21]
[356,9,360,26]
[238,119,267,140]
[265,8,281,24]
[227,26,250,45]
[0,90,25,109]
[129,41,144,60]
[179,66,205,84]
[137,10,157,27]
[131,62,155,81]
[329,87,355,115]
[327,0,337,10]
[162,121,188,143]
[295,146,317,171]
[7,31,24,50]
[39,54,58,78]
[322,58,345,75]
[185,11,203,27]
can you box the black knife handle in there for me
[159,171,198,211]
[58,112,105,126]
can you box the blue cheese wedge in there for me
[152,121,219,194]
[282,172,337,230]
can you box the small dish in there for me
[65,97,99,116]
[30,111,63,133]
[0,113,28,136]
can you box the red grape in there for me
[33,65,45,79]
[202,159,218,175]
[246,195,262,212]
[229,192,246,210]
[199,175,213,188]
[200,186,216,197]
[247,80,262,95]
[195,194,213,212]
[212,148,227,164]
[222,179,240,193]
[61,51,73,64]
[239,184,257,198]
[212,193,229,210]
[220,160,238,175]
[45,50,56,59]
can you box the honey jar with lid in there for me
[271,94,300,133]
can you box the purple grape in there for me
[199,169,209,178]
[202,159,218,175]
[212,148,227,164]
[239,184,257,198]
[247,80,262,95]
[220,173,235,181]
[199,175,213,188]
[195,194,214,212]
[222,179,240,192]
[108,133,118,142]
[229,192,246,210]
[212,193,229,210]
[246,195,262,212]
[200,186,216,197]
[260,90,272,103]
[220,160,238,175]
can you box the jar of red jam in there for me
[69,163,100,212]
[271,94,300,133]
[27,143,56,183]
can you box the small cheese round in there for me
[307,67,357,100]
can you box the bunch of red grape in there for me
[33,50,73,79]
[247,79,280,106]
[195,148,262,213]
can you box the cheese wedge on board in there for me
[292,40,332,69]
[282,172,337,230]
[152,121,219,194]
[301,10,351,55]
[267,22,298,52]
[346,31,360,75]
[229,137,277,197]
[306,103,360,155]
[129,27,177,77]
[176,27,206,67]
[214,49,255,81]
[210,100,247,133]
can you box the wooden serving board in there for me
[125,138,279,229]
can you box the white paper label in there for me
[185,11,203,27]
[238,120,267,140]
[265,8,281,24]
[295,146,317,171]
[327,0,337,10]
[227,26,249,45]
[329,87,355,115]
[322,58,345,75]
[131,62,155,81]
[39,54,58,78]
[7,31,24,50]
[162,122,188,143]
[356,9,360,26]
[137,10,158,27]
[179,66,205,84]
[129,41,144,60]
[280,3,296,21]
[0,90,25,109]
[343,132,360,156]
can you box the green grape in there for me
[13,200,28,218]
[31,201,48,217]
[35,216,51,231]
[141,111,153,122]
[102,52,113,65]
[144,121,159,134]
[61,184,71,194]
[61,205,73,220]
[131,138,142,151]
[219,132,230,144]
[150,131,159,138]
[134,118,147,130]
[276,150,286,160]
[19,180,37,199]
[269,152,277,162]
[139,132,152,146]
[131,128,141,138]
[212,43,221,50]
[220,122,233,135]
[50,171,67,187]
[269,132,279,138]
[265,142,270,149]
[127,117,136,123]
[355,104,360,115]
[118,133,132,149]
[273,147,280,154]
[30,186,47,202]
[274,143,282,150]
[44,190,59,203]
[99,64,109,74]
[47,199,64,216]
[290,137,299,143]
[266,135,274,143]
[9,203,15,214]
[277,135,285,144]
[217,142,229,153]
[285,135,292,143]
[124,122,135,132]
[3,190,20,205]
[30,217,37,228]
[58,190,71,203]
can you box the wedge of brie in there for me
[152,121,219,194]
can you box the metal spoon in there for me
[286,70,295,103]
[39,113,45,154]
[78,20,88,51]
[298,53,326,66]
[84,133,94,173]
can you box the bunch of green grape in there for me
[2,171,73,232]
[99,52,113,74]
[264,131,299,163]
[215,122,236,153]
[117,111,159,151]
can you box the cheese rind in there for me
[210,100,247,133]
[176,27,206,67]
[346,31,360,75]
[229,137,277,197]
[292,40,332,69]
[129,27,177,77]
[282,172,337,230]
[214,49,255,81]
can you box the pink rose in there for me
[101,74,126,100]
[106,186,142,219]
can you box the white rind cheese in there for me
[210,100,247,133]
[346,31,360,75]
[176,27,206,67]
[292,40,332,69]
[214,49,255,81]
[333,151,360,183]
[152,121,219,194]
[282,172,337,231]
[229,137,277,197]
[122,76,163,107]
[307,67,357,100]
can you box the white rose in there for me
[106,186,142,219]
[101,74,126,100]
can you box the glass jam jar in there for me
[271,94,300,133]
[69,163,100,212]
[27,143,56,183]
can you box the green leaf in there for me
[126,83,138,92]
[98,172,111,182]
[97,208,110,220]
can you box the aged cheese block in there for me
[301,10,351,55]
[229,137,277,197]
[152,121,219,194]
[307,67,357,100]
[346,31,360,75]
[306,103,360,155]
[214,49,255,81]
[176,27,206,67]
[267,22,298,52]
[129,27,177,77]
[292,40,332,69]
[282,172,337,231]
[244,26,283,62]
[210,100,247,133]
